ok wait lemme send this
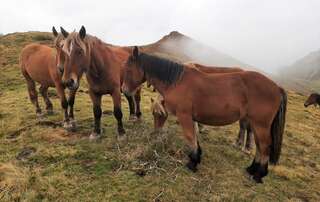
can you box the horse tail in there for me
[270,88,287,165]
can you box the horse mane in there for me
[137,53,184,85]
[63,32,120,57]
[53,34,64,47]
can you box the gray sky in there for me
[1,0,320,73]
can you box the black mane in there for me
[137,53,184,85]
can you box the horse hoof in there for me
[36,112,44,118]
[246,167,255,176]
[63,121,74,131]
[186,161,198,172]
[243,148,251,154]
[118,128,126,136]
[47,109,54,115]
[252,175,263,184]
[69,120,77,131]
[89,132,101,141]
[129,115,137,121]
[117,134,127,142]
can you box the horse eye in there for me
[77,49,83,55]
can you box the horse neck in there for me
[146,77,168,96]
[86,40,118,80]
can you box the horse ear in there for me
[52,26,58,37]
[79,26,86,40]
[132,46,139,59]
[60,27,69,38]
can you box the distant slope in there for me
[141,31,255,70]
[0,32,53,68]
[281,50,320,81]
[277,49,320,93]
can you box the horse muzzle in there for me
[304,102,309,108]
[63,78,79,90]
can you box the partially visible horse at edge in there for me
[122,46,287,183]
[19,27,77,130]
[304,93,320,107]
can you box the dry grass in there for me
[0,32,320,201]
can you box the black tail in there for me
[270,88,287,164]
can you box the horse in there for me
[304,93,320,107]
[150,93,254,152]
[149,62,254,152]
[19,27,77,130]
[60,26,142,139]
[122,47,287,183]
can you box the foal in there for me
[19,27,77,130]
[122,47,287,183]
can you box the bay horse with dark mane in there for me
[150,62,254,151]
[304,93,320,107]
[60,26,142,139]
[122,47,287,183]
[19,27,77,130]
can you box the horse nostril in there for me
[69,79,74,86]
[64,79,75,88]
[58,66,64,74]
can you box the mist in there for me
[1,0,320,74]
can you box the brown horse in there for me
[19,27,77,130]
[304,93,320,107]
[150,94,254,152]
[60,26,142,139]
[149,62,254,151]
[122,47,287,183]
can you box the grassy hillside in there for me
[0,32,320,201]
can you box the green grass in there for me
[0,32,320,201]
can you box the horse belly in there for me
[194,102,241,126]
[27,67,54,86]
[25,58,55,87]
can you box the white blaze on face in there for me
[69,40,74,56]
[62,40,71,57]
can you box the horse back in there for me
[187,62,243,74]
[20,43,56,86]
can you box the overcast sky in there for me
[1,0,320,73]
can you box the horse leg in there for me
[56,84,70,129]
[39,85,53,115]
[177,113,202,172]
[111,90,126,136]
[125,94,136,120]
[248,125,271,183]
[23,72,42,117]
[245,125,254,151]
[236,120,246,148]
[89,90,102,140]
[134,88,142,119]
[68,89,77,130]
